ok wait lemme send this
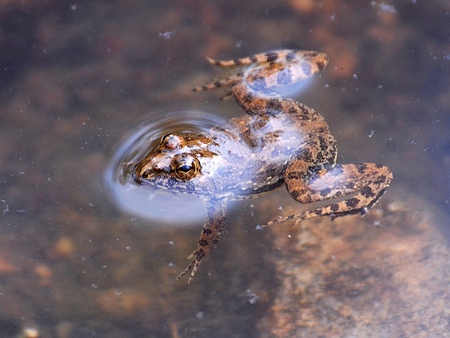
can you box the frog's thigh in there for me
[285,162,393,218]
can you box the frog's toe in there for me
[219,91,233,101]
[177,248,207,284]
[176,260,194,283]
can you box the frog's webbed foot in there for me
[177,199,226,284]
[176,248,206,284]
[268,162,393,226]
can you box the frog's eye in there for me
[161,133,186,150]
[174,155,200,180]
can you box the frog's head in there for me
[134,133,212,194]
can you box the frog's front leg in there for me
[269,162,393,225]
[177,198,226,284]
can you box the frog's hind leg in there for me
[268,162,393,226]
[191,75,243,92]
[206,50,296,67]
[192,50,296,93]
[177,199,226,284]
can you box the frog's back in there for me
[206,111,316,198]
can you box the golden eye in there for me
[174,155,200,180]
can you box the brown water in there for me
[1,1,449,337]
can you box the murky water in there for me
[0,0,449,337]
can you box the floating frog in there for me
[134,50,393,283]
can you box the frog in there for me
[134,49,393,284]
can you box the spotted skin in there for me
[135,49,393,283]
[204,50,319,67]
[193,50,328,97]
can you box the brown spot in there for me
[316,61,326,70]
[266,52,279,63]
[243,92,254,103]
[287,171,300,180]
[291,190,300,200]
[346,198,360,208]
[346,182,355,189]
[196,249,207,260]
[330,203,340,212]
[375,175,387,185]
[355,163,368,174]
[266,99,284,113]
[199,239,208,247]
[202,228,213,235]
[361,186,375,198]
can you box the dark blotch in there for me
[265,52,279,63]
[346,198,360,208]
[287,171,300,180]
[196,249,206,259]
[374,175,387,185]
[202,228,213,235]
[199,239,208,247]
[316,61,326,70]
[243,92,254,103]
[291,190,300,200]
[330,204,340,212]
[355,163,368,174]
[361,186,375,198]
[266,99,284,113]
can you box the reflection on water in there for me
[106,110,224,224]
